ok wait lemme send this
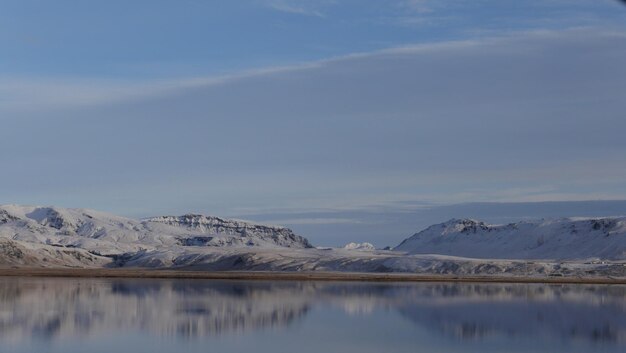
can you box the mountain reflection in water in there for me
[0,278,624,351]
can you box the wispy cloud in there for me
[0,63,325,114]
[3,28,626,224]
[1,37,483,115]
[401,0,434,14]
[0,31,530,115]
[266,0,329,17]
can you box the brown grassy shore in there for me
[0,267,625,284]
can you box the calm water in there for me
[0,278,624,353]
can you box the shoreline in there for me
[0,268,625,284]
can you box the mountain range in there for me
[0,205,624,277]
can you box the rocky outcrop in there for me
[146,214,313,248]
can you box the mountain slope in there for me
[0,205,312,259]
[0,238,109,267]
[394,218,626,260]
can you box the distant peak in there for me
[343,242,375,251]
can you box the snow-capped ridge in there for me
[146,214,289,232]
[0,205,313,259]
[25,207,79,231]
[394,217,626,260]
[438,218,491,234]
[145,214,312,248]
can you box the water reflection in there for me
[0,278,624,347]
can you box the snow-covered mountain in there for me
[0,205,311,260]
[1,205,625,276]
[394,218,626,260]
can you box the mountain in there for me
[0,205,312,260]
[394,218,626,260]
[1,205,625,277]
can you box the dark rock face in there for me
[147,214,313,248]
[177,236,214,246]
[452,219,490,234]
[591,219,618,233]
[0,210,19,224]
[0,238,25,259]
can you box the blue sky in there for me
[3,0,626,78]
[2,0,626,245]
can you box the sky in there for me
[2,0,626,246]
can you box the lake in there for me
[0,277,624,353]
